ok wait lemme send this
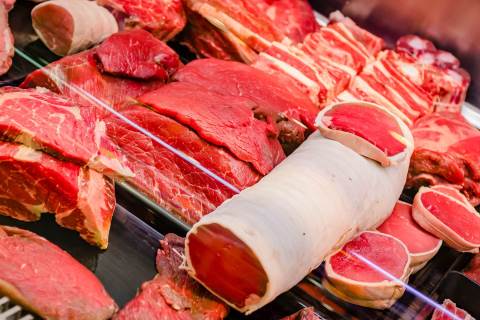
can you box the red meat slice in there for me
[413,186,480,252]
[0,226,117,319]
[0,1,13,76]
[105,105,259,224]
[97,0,186,41]
[173,58,318,154]
[281,307,321,320]
[377,201,441,270]
[255,0,318,43]
[407,112,480,206]
[114,234,228,319]
[138,82,285,175]
[0,141,115,248]
[94,30,180,81]
[0,87,132,178]
[432,299,474,320]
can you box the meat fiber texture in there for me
[0,87,132,178]
[281,307,321,320]
[181,0,285,62]
[105,105,260,224]
[0,141,115,248]
[32,0,118,56]
[21,30,179,118]
[0,226,117,319]
[137,82,285,176]
[173,58,318,154]
[0,0,14,76]
[407,112,480,206]
[185,110,413,313]
[114,234,228,319]
[97,0,186,41]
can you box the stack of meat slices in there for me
[0,87,133,248]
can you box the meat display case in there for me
[1,0,480,319]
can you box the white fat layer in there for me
[13,145,43,162]
[186,122,413,314]
[32,0,118,56]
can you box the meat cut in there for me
[97,0,186,41]
[137,82,285,175]
[377,201,442,272]
[31,0,118,56]
[281,307,321,320]
[95,30,180,81]
[0,0,14,76]
[105,105,260,224]
[0,141,115,248]
[0,87,132,178]
[432,299,475,320]
[255,0,318,43]
[323,231,410,309]
[316,102,409,167]
[185,105,413,313]
[0,226,117,319]
[173,58,318,153]
[114,234,228,319]
[21,30,178,116]
[407,112,480,206]
[413,186,480,252]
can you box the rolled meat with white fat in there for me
[184,102,414,314]
[32,0,118,56]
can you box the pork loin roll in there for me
[184,103,414,314]
[32,0,118,56]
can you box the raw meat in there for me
[94,30,180,81]
[377,201,442,272]
[185,111,413,314]
[396,35,436,58]
[105,105,260,224]
[432,299,475,320]
[255,0,318,43]
[464,253,480,284]
[323,231,410,309]
[181,0,284,61]
[0,87,132,178]
[317,102,409,167]
[114,234,228,319]
[32,0,118,56]
[413,186,480,252]
[0,0,14,76]
[0,226,117,319]
[0,141,115,248]
[3,0,14,11]
[138,82,285,175]
[281,307,321,320]
[407,112,480,206]
[97,0,186,41]
[173,58,318,153]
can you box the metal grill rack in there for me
[0,297,34,320]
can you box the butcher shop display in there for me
[114,234,228,319]
[31,0,118,56]
[0,1,479,319]
[0,225,117,319]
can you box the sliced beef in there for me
[138,82,285,175]
[173,58,318,154]
[281,307,321,320]
[97,0,186,41]
[105,105,260,224]
[0,0,14,76]
[0,87,132,178]
[21,30,178,116]
[114,234,228,319]
[31,0,118,56]
[407,112,480,206]
[0,226,117,319]
[94,29,180,81]
[0,141,115,248]
[255,0,318,43]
